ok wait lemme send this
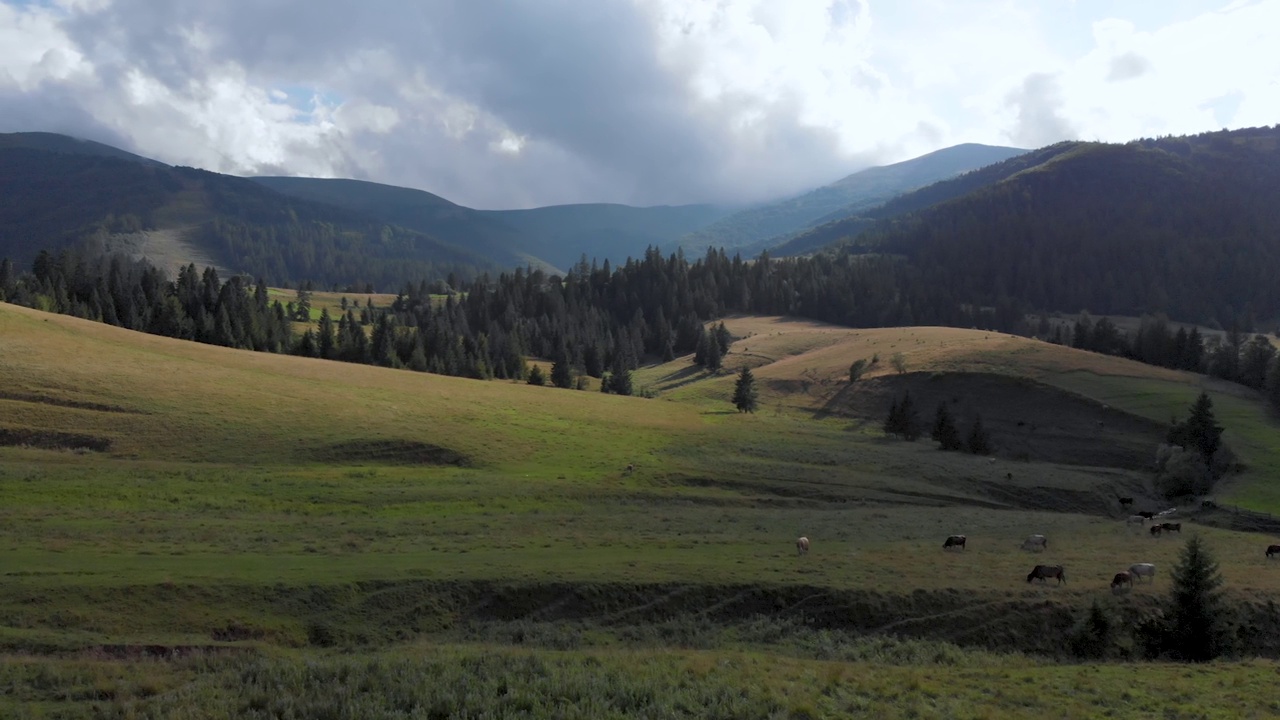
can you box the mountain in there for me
[249,176,548,272]
[488,202,731,270]
[680,143,1027,254]
[253,176,732,272]
[0,133,496,289]
[771,142,1080,257]
[838,126,1280,327]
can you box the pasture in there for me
[6,304,1280,716]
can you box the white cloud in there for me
[0,0,1276,208]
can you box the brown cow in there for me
[1160,522,1182,533]
[943,535,967,551]
[1149,525,1163,537]
[796,536,810,555]
[1110,571,1133,590]
[1026,565,1066,585]
[1267,544,1280,559]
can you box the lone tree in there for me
[1165,534,1229,662]
[1168,392,1224,467]
[966,414,993,455]
[890,352,908,375]
[606,354,634,396]
[527,365,546,386]
[931,402,964,451]
[550,354,573,389]
[848,358,870,383]
[732,366,758,413]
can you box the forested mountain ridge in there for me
[0,135,497,289]
[682,143,1026,255]
[253,176,732,272]
[838,126,1280,328]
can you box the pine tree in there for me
[931,402,963,451]
[883,397,902,436]
[732,366,758,413]
[966,414,992,455]
[607,353,633,396]
[1166,534,1229,662]
[898,391,921,441]
[1168,392,1223,466]
[316,308,335,360]
[714,322,732,355]
[527,365,546,386]
[550,353,574,389]
[705,332,723,372]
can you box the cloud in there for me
[0,0,1278,208]
[1004,73,1077,148]
[1106,52,1153,82]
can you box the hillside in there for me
[681,143,1026,254]
[8,303,1280,714]
[254,175,732,271]
[792,127,1280,328]
[0,133,497,289]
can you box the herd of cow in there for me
[790,517,1280,593]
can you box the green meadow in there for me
[5,303,1280,718]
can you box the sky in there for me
[1,0,1276,209]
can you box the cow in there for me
[1160,522,1182,533]
[943,535,967,551]
[1126,515,1146,527]
[1026,565,1066,585]
[796,536,810,555]
[1149,525,1163,537]
[1137,511,1156,520]
[1267,544,1280,559]
[1021,534,1048,552]
[1117,496,1134,508]
[1129,563,1156,583]
[1110,571,1133,590]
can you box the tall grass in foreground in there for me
[6,645,1280,720]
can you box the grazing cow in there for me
[1149,525,1163,537]
[1026,564,1066,585]
[1111,571,1133,590]
[1126,515,1146,527]
[796,536,810,555]
[943,535,967,551]
[625,463,635,474]
[1005,472,1013,481]
[1021,534,1048,552]
[1137,511,1156,520]
[1160,522,1182,533]
[1118,496,1134,507]
[1129,563,1156,583]
[1267,544,1280,559]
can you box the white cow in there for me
[1129,563,1156,583]
[1021,534,1048,552]
[796,536,810,555]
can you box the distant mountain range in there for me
[679,143,1027,256]
[0,131,1034,290]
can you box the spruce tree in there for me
[607,354,633,396]
[1168,392,1224,466]
[1166,534,1228,662]
[966,414,992,455]
[550,353,573,389]
[883,397,902,436]
[527,365,546,386]
[732,366,758,413]
[931,402,963,451]
[898,391,921,441]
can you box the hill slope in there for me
[253,176,732,271]
[682,143,1026,254]
[835,127,1280,326]
[0,133,497,288]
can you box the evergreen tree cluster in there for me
[5,250,293,353]
[885,395,991,455]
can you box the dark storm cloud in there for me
[49,0,860,207]
[1004,72,1077,149]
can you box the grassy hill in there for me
[682,143,1026,255]
[6,305,1280,715]
[0,134,498,289]
[254,176,732,271]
